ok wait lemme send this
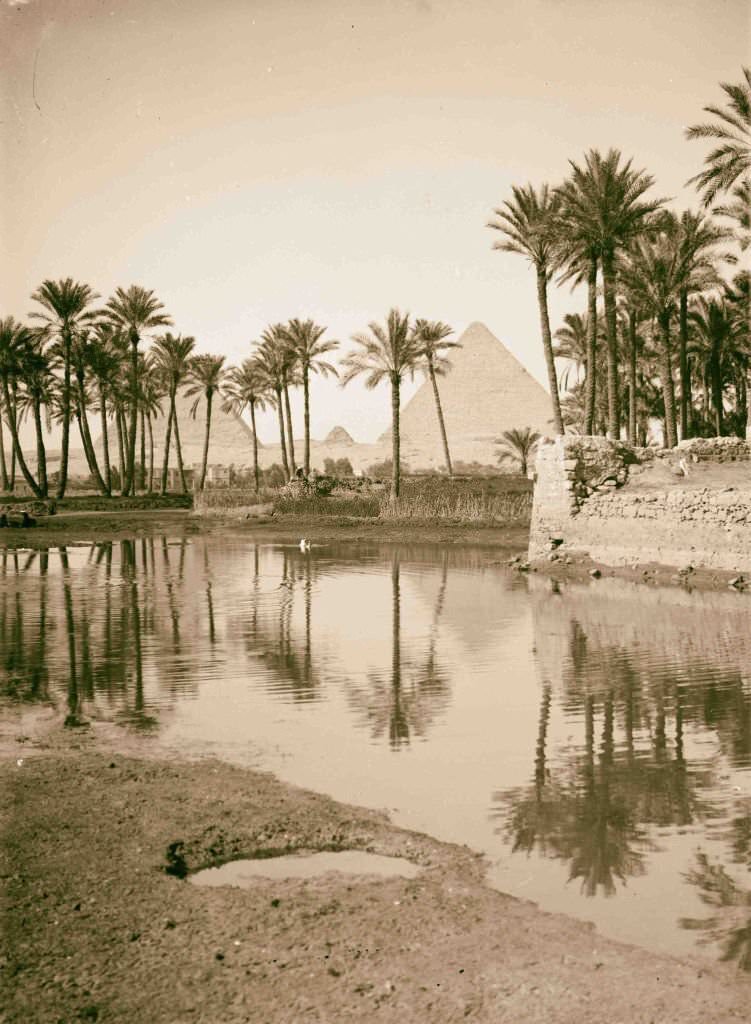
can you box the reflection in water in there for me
[346,553,451,749]
[493,575,751,966]
[681,852,751,970]
[4,541,751,966]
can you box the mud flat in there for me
[2,709,750,1024]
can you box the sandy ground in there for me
[2,709,751,1024]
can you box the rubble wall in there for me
[529,435,751,572]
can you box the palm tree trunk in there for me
[76,375,108,494]
[1,377,42,498]
[600,251,620,440]
[303,369,311,476]
[250,400,260,493]
[735,370,747,439]
[711,341,723,436]
[535,267,564,435]
[628,312,637,446]
[9,432,15,490]
[32,396,48,497]
[427,359,453,475]
[139,409,147,491]
[161,396,174,494]
[584,256,598,436]
[275,387,289,478]
[198,393,212,491]
[99,386,112,495]
[57,328,72,499]
[391,374,401,498]
[659,314,678,448]
[147,413,154,493]
[115,407,126,492]
[678,289,690,440]
[283,383,296,474]
[172,400,187,493]
[0,413,8,491]
[123,334,139,496]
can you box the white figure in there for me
[299,538,310,552]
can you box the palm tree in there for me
[620,214,687,448]
[86,324,123,495]
[185,353,227,491]
[104,286,171,495]
[256,327,292,479]
[495,427,541,477]
[150,333,195,494]
[690,296,738,436]
[15,329,52,497]
[675,210,728,438]
[555,187,601,435]
[284,319,339,475]
[0,318,43,497]
[687,69,751,436]
[222,357,270,493]
[340,308,422,498]
[488,183,565,434]
[686,68,751,207]
[29,278,99,498]
[557,151,662,439]
[69,331,109,494]
[137,359,165,493]
[412,319,460,475]
[553,313,589,395]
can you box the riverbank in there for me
[0,508,530,550]
[2,710,750,1024]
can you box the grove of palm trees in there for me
[490,67,751,448]
[2,69,748,511]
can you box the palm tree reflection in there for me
[681,852,751,970]
[495,618,714,898]
[347,554,451,750]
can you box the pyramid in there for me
[88,390,259,472]
[380,322,554,470]
[324,426,355,446]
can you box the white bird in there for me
[299,538,310,552]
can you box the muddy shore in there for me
[0,508,530,552]
[2,710,751,1024]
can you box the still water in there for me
[3,535,751,968]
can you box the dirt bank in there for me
[2,712,750,1024]
[0,508,530,551]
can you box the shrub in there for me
[323,457,354,476]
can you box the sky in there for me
[2,0,749,445]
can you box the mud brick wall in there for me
[529,436,751,572]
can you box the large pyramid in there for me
[381,322,554,470]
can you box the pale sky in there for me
[2,0,749,444]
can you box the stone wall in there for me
[529,435,751,572]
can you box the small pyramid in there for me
[324,425,355,446]
[379,322,553,468]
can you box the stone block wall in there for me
[529,435,751,572]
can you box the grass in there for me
[379,476,531,522]
[271,474,532,524]
[0,492,193,514]
[193,486,277,511]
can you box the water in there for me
[190,851,422,887]
[3,535,751,968]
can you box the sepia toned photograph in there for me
[2,0,751,1020]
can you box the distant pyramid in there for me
[89,391,259,472]
[323,425,355,446]
[380,322,554,469]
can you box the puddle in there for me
[190,850,422,887]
